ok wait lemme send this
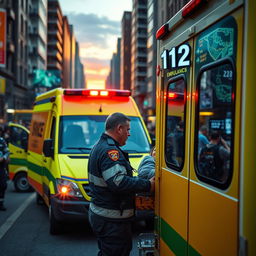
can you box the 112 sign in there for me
[161,44,191,70]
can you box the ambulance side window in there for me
[9,126,28,150]
[165,78,186,171]
[195,61,235,188]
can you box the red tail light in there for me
[182,0,207,18]
[168,92,178,99]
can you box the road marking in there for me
[0,193,36,240]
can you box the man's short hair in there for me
[200,125,208,132]
[105,112,130,131]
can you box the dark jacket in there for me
[0,137,9,179]
[88,133,150,220]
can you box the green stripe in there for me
[27,161,55,183]
[160,218,201,256]
[10,158,28,166]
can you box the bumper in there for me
[51,196,90,222]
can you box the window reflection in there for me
[165,79,186,170]
[196,63,234,185]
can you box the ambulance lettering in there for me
[161,43,191,70]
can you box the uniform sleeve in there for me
[100,150,151,194]
[138,156,155,179]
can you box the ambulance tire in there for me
[49,204,61,235]
[14,172,33,192]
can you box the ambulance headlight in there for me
[56,178,83,198]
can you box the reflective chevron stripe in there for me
[90,203,134,219]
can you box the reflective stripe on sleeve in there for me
[88,173,107,187]
[90,203,134,219]
[102,164,127,186]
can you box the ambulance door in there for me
[42,111,57,205]
[188,8,243,256]
[157,37,194,255]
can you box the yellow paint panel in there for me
[189,181,238,256]
[160,169,188,240]
[28,112,49,154]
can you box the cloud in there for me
[81,57,110,88]
[65,12,120,48]
[82,57,109,70]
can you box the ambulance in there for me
[153,0,256,255]
[8,122,32,192]
[26,88,151,234]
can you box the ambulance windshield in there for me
[59,115,150,154]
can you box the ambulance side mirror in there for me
[43,139,54,158]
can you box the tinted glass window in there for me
[196,62,234,187]
[10,126,28,149]
[59,116,150,154]
[165,79,186,170]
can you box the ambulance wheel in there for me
[49,204,61,235]
[14,173,33,192]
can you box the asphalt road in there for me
[0,181,153,256]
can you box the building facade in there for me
[47,0,63,87]
[131,0,148,116]
[146,0,157,120]
[28,0,48,96]
[120,11,132,91]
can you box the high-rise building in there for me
[146,0,157,119]
[62,16,71,88]
[131,0,148,116]
[28,0,48,95]
[47,0,63,84]
[74,41,85,88]
[69,25,76,88]
[106,38,121,89]
[120,11,132,91]
[0,0,32,120]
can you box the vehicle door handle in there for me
[43,159,47,163]
[16,150,22,153]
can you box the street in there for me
[0,181,153,256]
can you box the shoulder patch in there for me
[107,150,119,161]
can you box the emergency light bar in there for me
[156,24,168,40]
[156,0,207,40]
[64,89,131,97]
[182,0,207,18]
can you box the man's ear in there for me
[116,124,122,134]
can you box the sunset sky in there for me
[59,0,132,89]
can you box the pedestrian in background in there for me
[88,112,155,256]
[0,127,10,211]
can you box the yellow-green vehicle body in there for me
[155,0,256,255]
[27,88,151,234]
[8,122,32,192]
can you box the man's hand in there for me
[149,176,155,193]
[0,157,4,162]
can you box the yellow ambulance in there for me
[26,88,151,234]
[154,0,256,255]
[8,122,32,192]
